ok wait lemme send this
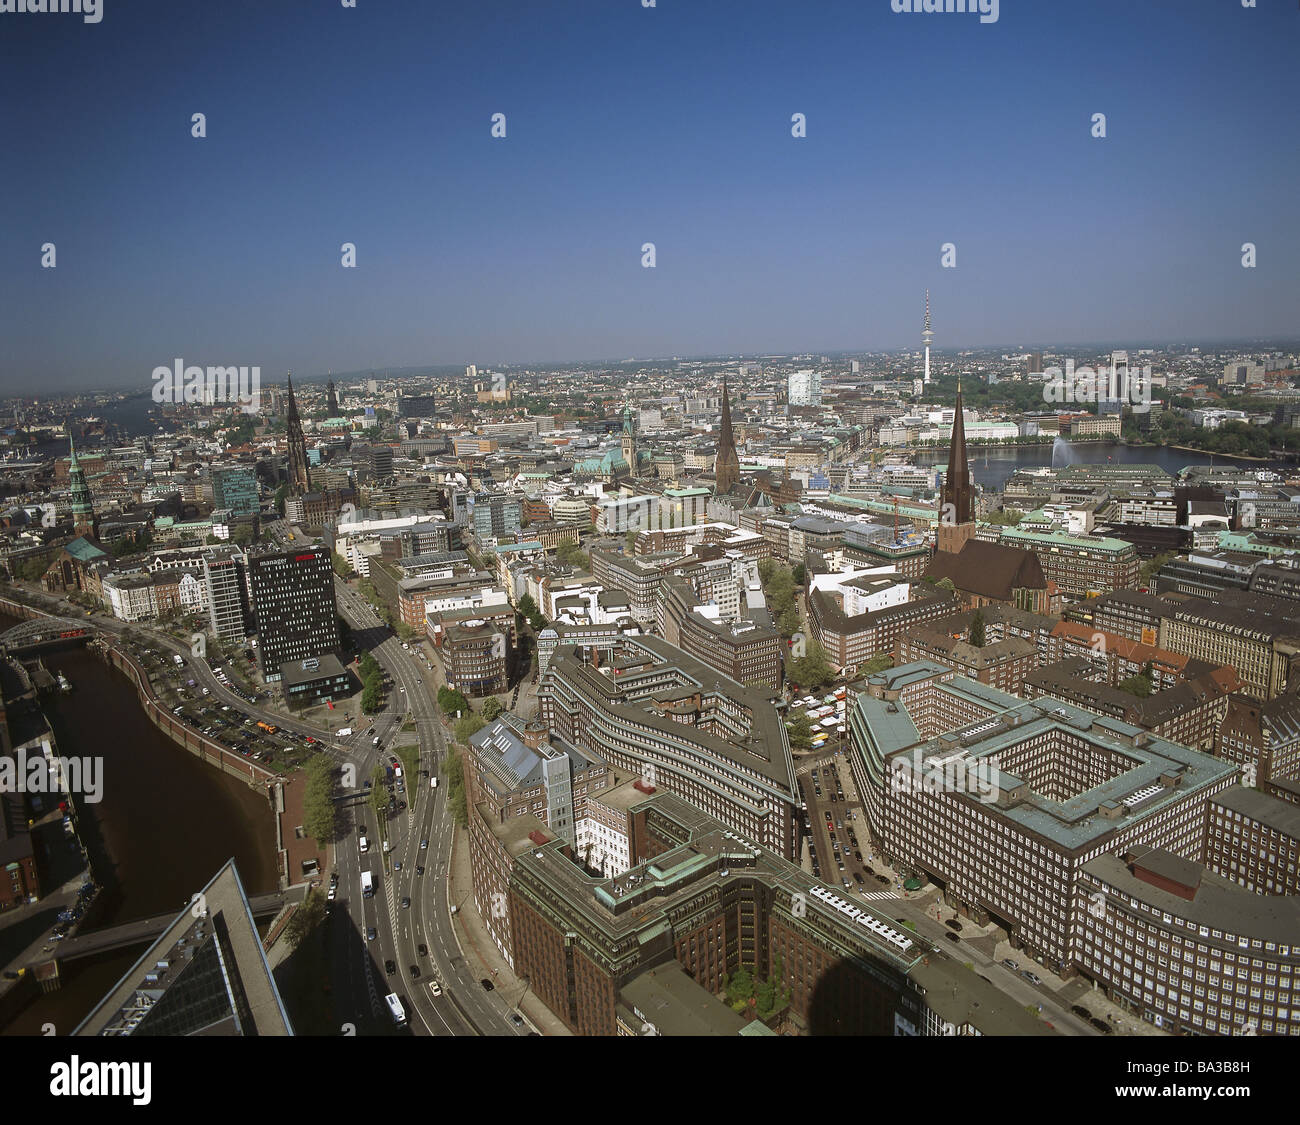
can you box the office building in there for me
[211,466,260,517]
[539,634,800,860]
[471,492,522,540]
[75,859,293,1036]
[1075,848,1299,1036]
[246,544,340,681]
[787,369,822,407]
[202,547,249,641]
[849,662,1240,976]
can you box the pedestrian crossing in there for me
[856,890,897,900]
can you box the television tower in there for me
[922,289,934,385]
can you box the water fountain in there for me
[1052,436,1077,468]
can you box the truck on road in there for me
[384,992,407,1027]
[337,727,353,738]
[361,870,374,897]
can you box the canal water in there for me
[0,622,277,1035]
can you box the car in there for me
[394,860,402,871]
[401,897,410,909]
[1021,970,1043,985]
[416,865,424,876]
[853,850,863,862]
[366,927,377,941]
[398,801,406,811]
[1071,1004,1092,1019]
[327,886,337,901]
[418,943,428,956]
[510,1013,524,1027]
[429,981,443,997]
[330,871,339,885]
[876,874,890,885]
[1090,1017,1113,1034]
[416,678,421,685]
[420,838,428,849]
[1002,959,1019,970]
[410,965,420,979]
[852,871,864,884]
[385,960,396,976]
[480,978,495,992]
[944,932,961,944]
[945,918,961,931]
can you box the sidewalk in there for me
[445,820,572,1037]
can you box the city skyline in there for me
[2,0,1297,390]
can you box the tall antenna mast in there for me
[922,290,934,386]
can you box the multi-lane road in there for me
[324,536,531,1036]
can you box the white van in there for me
[336,727,353,738]
[430,776,439,790]
[359,834,369,853]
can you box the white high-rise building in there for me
[788,369,822,406]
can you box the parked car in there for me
[480,978,495,992]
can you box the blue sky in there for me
[2,0,1297,390]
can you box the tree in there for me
[786,711,814,751]
[724,967,754,1009]
[969,610,986,648]
[1140,552,1174,587]
[359,651,380,680]
[860,653,893,676]
[777,605,802,638]
[788,640,835,692]
[936,577,956,593]
[517,593,540,621]
[481,697,504,722]
[437,686,471,715]
[454,713,486,745]
[361,676,383,713]
[1118,673,1153,698]
[791,563,807,586]
[301,756,338,846]
[332,551,354,579]
[283,888,326,950]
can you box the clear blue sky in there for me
[2,0,1296,391]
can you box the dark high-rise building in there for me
[1027,351,1043,376]
[713,375,741,496]
[67,431,95,538]
[284,372,311,496]
[937,381,976,555]
[326,375,340,414]
[75,859,293,1036]
[246,544,340,681]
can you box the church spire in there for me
[284,372,311,495]
[714,375,740,496]
[938,380,975,554]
